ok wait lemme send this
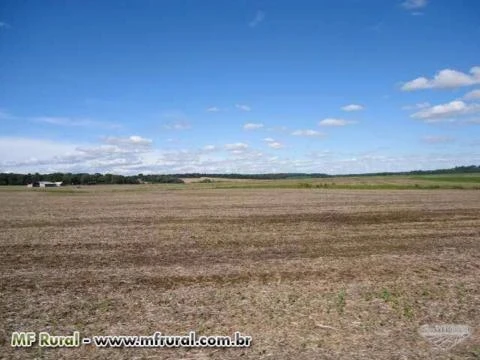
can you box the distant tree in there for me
[80,173,91,185]
[111,175,124,184]
[33,172,41,182]
[62,173,72,184]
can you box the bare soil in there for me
[1,187,479,359]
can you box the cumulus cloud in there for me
[318,118,355,127]
[235,104,251,112]
[224,142,248,151]
[464,89,480,100]
[341,104,364,112]
[243,123,264,130]
[202,145,216,151]
[401,0,428,9]
[1,108,477,175]
[0,137,146,174]
[402,102,431,110]
[402,66,480,91]
[103,135,152,147]
[267,141,283,149]
[411,100,480,122]
[262,137,283,149]
[291,129,325,137]
[248,11,265,28]
[1,136,479,175]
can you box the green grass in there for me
[184,181,477,190]
[410,173,480,183]
[336,289,346,314]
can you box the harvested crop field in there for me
[1,185,479,359]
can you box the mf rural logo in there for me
[418,324,472,350]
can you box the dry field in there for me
[1,185,479,359]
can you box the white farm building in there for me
[27,181,63,188]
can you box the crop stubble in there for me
[1,187,479,359]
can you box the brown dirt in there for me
[1,187,479,359]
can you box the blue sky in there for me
[0,0,479,174]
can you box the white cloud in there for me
[1,136,478,175]
[224,142,248,151]
[0,134,157,174]
[422,136,455,144]
[262,137,283,149]
[401,0,428,9]
[202,145,217,152]
[0,21,11,29]
[341,104,364,112]
[235,104,251,112]
[464,89,480,100]
[291,129,325,137]
[128,136,149,145]
[0,137,77,165]
[243,123,264,130]
[318,118,355,127]
[402,102,431,110]
[267,141,283,149]
[402,66,480,91]
[1,108,477,175]
[411,100,480,122]
[248,11,265,28]
[104,135,152,146]
[206,106,220,112]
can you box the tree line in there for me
[0,165,478,185]
[335,165,480,177]
[0,173,184,186]
[167,165,480,178]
